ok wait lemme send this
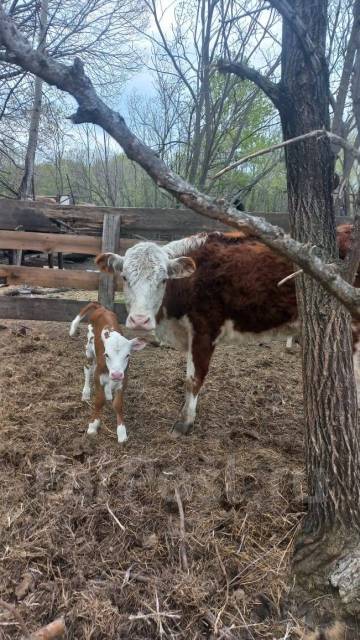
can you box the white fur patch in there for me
[85,325,95,359]
[69,314,81,336]
[87,418,100,435]
[117,424,128,443]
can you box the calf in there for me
[69,302,146,442]
[96,226,360,435]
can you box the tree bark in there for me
[277,0,360,624]
[18,0,48,201]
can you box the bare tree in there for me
[132,0,281,202]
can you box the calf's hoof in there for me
[172,420,193,436]
[117,424,128,444]
[87,418,100,435]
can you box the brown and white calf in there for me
[96,225,360,435]
[69,302,146,442]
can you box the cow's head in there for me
[96,237,205,330]
[102,329,146,380]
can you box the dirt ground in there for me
[0,320,306,639]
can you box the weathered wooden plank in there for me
[0,202,60,232]
[98,213,121,310]
[0,265,123,290]
[0,297,127,323]
[0,230,102,254]
[0,199,353,237]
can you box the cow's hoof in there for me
[172,420,193,436]
[87,418,100,435]
[117,424,128,443]
[82,391,91,401]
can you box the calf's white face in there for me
[103,243,196,331]
[102,329,146,380]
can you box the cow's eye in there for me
[161,278,167,284]
[122,275,127,283]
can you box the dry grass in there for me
[0,320,307,639]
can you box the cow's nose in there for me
[110,371,124,381]
[127,314,151,329]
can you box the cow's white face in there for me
[102,329,146,380]
[100,242,196,331]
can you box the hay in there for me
[0,320,306,639]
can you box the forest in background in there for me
[0,0,358,213]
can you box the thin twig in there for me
[106,502,125,531]
[277,269,303,287]
[174,487,188,571]
[212,129,360,181]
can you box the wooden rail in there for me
[0,199,354,323]
[0,264,122,290]
[0,297,127,323]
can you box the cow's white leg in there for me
[113,388,128,443]
[87,418,101,435]
[100,373,113,400]
[82,362,95,401]
[173,332,214,435]
[87,377,105,436]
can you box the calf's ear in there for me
[167,257,196,279]
[96,252,124,273]
[130,338,147,352]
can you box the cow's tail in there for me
[69,302,102,336]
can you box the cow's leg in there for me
[113,387,128,443]
[173,333,215,435]
[82,361,95,401]
[87,375,105,436]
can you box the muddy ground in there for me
[0,320,306,639]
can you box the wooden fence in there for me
[0,198,353,322]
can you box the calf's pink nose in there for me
[110,371,124,381]
[127,314,151,329]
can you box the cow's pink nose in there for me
[110,371,124,381]
[127,314,151,329]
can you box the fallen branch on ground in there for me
[1,10,360,317]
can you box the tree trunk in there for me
[18,74,43,200]
[278,0,360,625]
[18,0,48,201]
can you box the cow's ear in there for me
[96,252,124,273]
[167,257,196,279]
[130,338,147,352]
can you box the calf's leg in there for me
[87,376,105,435]
[173,333,215,435]
[82,361,95,401]
[113,387,128,443]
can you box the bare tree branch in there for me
[2,9,360,317]
[212,129,360,181]
[217,59,282,109]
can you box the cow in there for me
[95,225,360,436]
[69,302,146,443]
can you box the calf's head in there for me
[96,240,198,331]
[102,329,146,379]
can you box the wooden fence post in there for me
[98,213,121,310]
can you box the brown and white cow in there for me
[96,225,360,435]
[69,302,146,442]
